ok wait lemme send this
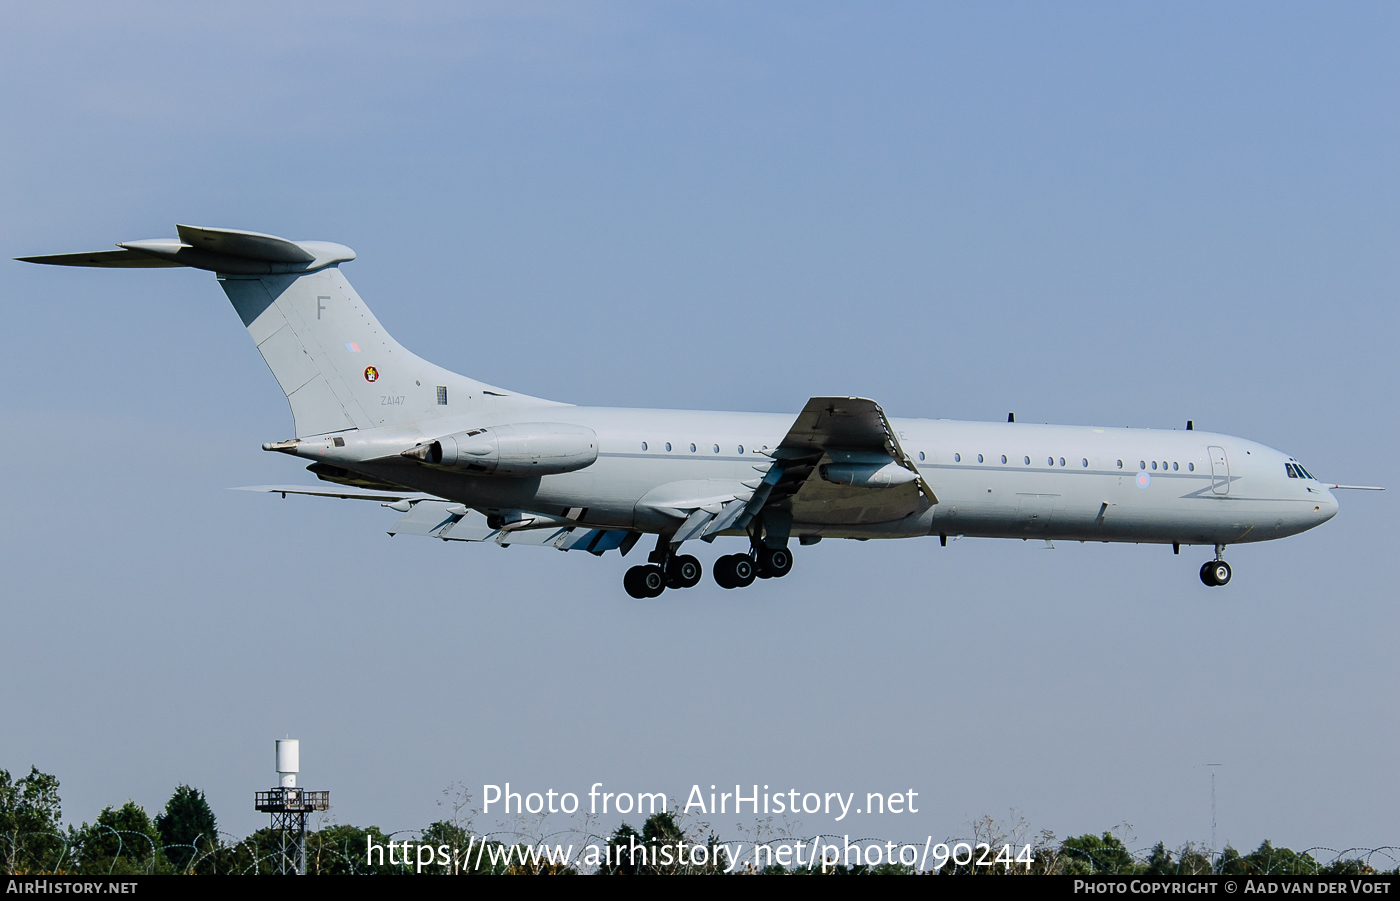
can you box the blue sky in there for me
[1,2,1395,853]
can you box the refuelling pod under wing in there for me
[402,422,598,476]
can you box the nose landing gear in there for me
[1200,545,1232,587]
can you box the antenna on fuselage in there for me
[1187,420,1194,431]
[1007,412,1015,423]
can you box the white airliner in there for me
[21,225,1381,597]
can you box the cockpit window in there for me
[1287,462,1316,480]
[1286,463,1299,478]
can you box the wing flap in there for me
[670,508,716,545]
[388,500,462,537]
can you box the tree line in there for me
[1,766,1392,875]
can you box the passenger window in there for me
[954,453,961,462]
[1022,456,1029,465]
[1059,457,1066,467]
[977,454,984,463]
[665,442,672,452]
[642,441,648,451]
[712,444,719,454]
[1188,463,1194,471]
[1082,458,1088,468]
[1001,455,1008,464]
[1117,460,1123,469]
[689,443,696,453]
[1172,462,1178,471]
[918,451,925,461]
[1047,457,1054,466]
[738,445,744,454]
[1151,461,1158,470]
[1140,461,1146,470]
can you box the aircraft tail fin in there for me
[20,225,557,437]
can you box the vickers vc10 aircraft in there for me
[21,225,1381,597]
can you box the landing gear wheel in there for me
[666,554,702,589]
[625,565,651,598]
[626,565,667,598]
[757,546,793,579]
[731,555,756,588]
[713,555,737,589]
[640,565,666,597]
[1199,560,1232,587]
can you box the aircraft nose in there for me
[1313,488,1339,525]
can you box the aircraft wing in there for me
[773,396,907,458]
[234,486,640,556]
[396,500,640,556]
[717,396,937,534]
[233,484,433,503]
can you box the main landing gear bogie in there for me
[665,554,702,589]
[623,564,667,599]
[623,556,709,597]
[712,554,756,590]
[714,545,793,590]
[756,545,792,579]
[623,544,707,599]
[624,537,796,596]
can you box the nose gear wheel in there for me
[1200,559,1232,587]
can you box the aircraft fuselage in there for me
[292,409,1338,547]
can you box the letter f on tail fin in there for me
[20,224,559,437]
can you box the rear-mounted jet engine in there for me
[402,422,598,476]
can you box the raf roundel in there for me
[1136,472,1151,489]
[364,366,379,382]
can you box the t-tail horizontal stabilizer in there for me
[17,225,355,275]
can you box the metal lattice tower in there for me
[254,740,329,875]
